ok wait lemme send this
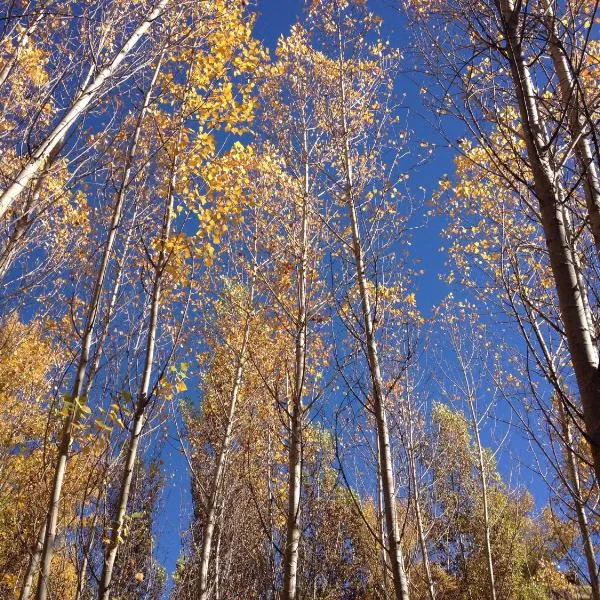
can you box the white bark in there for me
[406,385,435,600]
[0,6,46,89]
[541,0,600,254]
[498,0,600,482]
[282,120,310,600]
[335,18,410,600]
[19,520,46,600]
[557,401,600,600]
[98,103,178,600]
[466,394,496,600]
[197,302,253,600]
[0,0,170,221]
[33,54,161,600]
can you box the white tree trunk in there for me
[19,520,46,600]
[335,19,410,600]
[98,102,177,600]
[282,124,311,600]
[198,302,253,600]
[0,0,169,221]
[499,0,600,482]
[406,386,435,600]
[541,0,600,255]
[33,54,161,600]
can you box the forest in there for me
[0,0,599,598]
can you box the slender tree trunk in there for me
[376,435,390,598]
[98,119,178,600]
[19,520,46,600]
[335,18,410,600]
[498,0,600,483]
[0,8,45,89]
[84,205,138,397]
[198,303,253,600]
[0,186,35,283]
[33,57,161,600]
[75,213,135,600]
[557,401,600,600]
[74,488,102,600]
[521,313,600,600]
[213,516,223,600]
[282,124,310,600]
[541,0,600,255]
[0,0,170,220]
[0,122,72,285]
[467,397,496,600]
[406,386,435,600]
[282,391,303,600]
[267,431,277,600]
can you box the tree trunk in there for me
[33,55,161,600]
[0,7,45,89]
[282,122,310,600]
[0,0,169,221]
[498,0,600,483]
[98,106,177,600]
[377,435,390,598]
[336,18,410,600]
[406,386,435,600]
[467,397,496,600]
[74,489,102,600]
[557,401,600,600]
[198,304,252,600]
[19,520,46,600]
[0,121,72,286]
[541,0,600,255]
[0,187,35,284]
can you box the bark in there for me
[267,432,278,600]
[541,0,600,255]
[0,0,170,221]
[0,126,70,285]
[19,520,46,600]
[0,186,36,284]
[282,122,310,600]
[406,388,435,600]
[198,301,253,600]
[0,6,45,89]
[376,435,390,598]
[466,397,496,600]
[98,114,177,600]
[75,212,135,600]
[498,0,600,483]
[33,56,161,600]
[335,17,410,600]
[557,401,600,600]
[518,309,599,600]
[74,489,102,600]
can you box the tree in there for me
[405,0,600,483]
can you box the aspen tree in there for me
[540,0,600,254]
[441,84,600,596]
[98,4,264,595]
[406,0,600,484]
[317,2,411,597]
[0,0,172,221]
[33,53,163,600]
[404,373,435,600]
[197,281,254,600]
